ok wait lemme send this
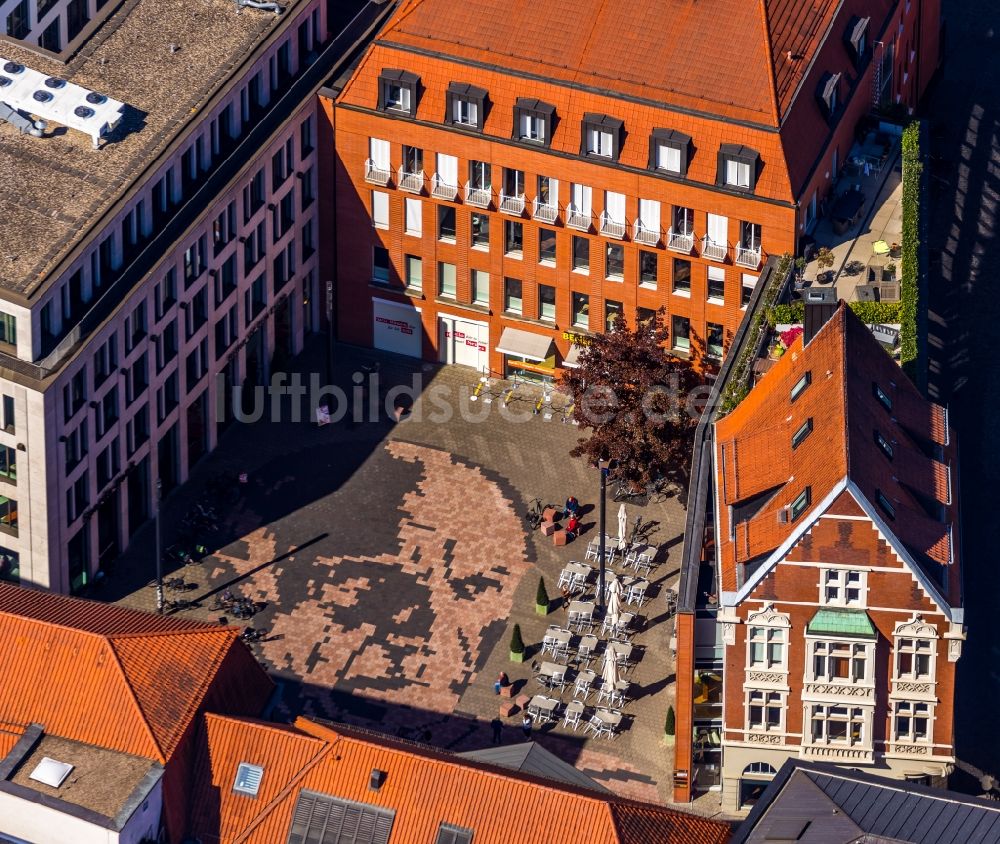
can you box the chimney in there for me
[802,287,838,345]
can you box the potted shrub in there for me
[535,576,550,615]
[883,262,897,282]
[815,246,835,283]
[509,623,525,663]
[665,705,676,737]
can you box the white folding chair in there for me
[562,699,584,731]
[574,669,595,700]
[585,542,600,562]
[557,569,574,591]
[627,582,647,607]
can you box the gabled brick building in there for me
[326,0,939,379]
[709,305,962,811]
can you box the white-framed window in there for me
[707,213,728,249]
[371,191,389,230]
[810,704,867,746]
[821,569,866,607]
[436,153,458,189]
[472,270,489,306]
[570,182,592,216]
[386,83,410,112]
[638,198,660,233]
[438,261,456,299]
[369,137,390,170]
[588,128,613,157]
[741,273,758,308]
[747,626,786,670]
[657,144,681,173]
[604,191,626,225]
[520,113,545,142]
[404,255,422,292]
[372,246,390,285]
[707,266,726,303]
[405,198,421,236]
[895,637,935,680]
[893,701,932,742]
[810,640,871,684]
[747,690,784,732]
[726,158,751,188]
[452,97,478,126]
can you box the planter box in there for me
[542,507,559,523]
[535,602,549,615]
[510,649,525,663]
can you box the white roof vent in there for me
[0,55,125,148]
[233,762,264,797]
[29,757,74,788]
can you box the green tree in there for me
[560,308,698,491]
[510,623,524,655]
[535,577,549,609]
[665,705,675,736]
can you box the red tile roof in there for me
[189,715,731,844]
[714,305,959,598]
[0,585,273,763]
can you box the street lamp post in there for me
[597,459,610,611]
[154,478,164,614]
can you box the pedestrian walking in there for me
[491,717,503,745]
[521,713,532,739]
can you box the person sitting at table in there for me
[564,496,579,519]
[494,671,509,695]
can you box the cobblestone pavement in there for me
[112,341,687,803]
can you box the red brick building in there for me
[709,305,962,811]
[324,0,939,378]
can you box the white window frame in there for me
[746,690,785,733]
[808,639,873,685]
[452,98,478,126]
[809,704,869,747]
[820,569,867,608]
[707,266,726,304]
[386,84,410,112]
[657,143,681,173]
[438,261,457,299]
[894,635,936,682]
[588,128,613,157]
[371,191,389,230]
[604,191,626,225]
[471,270,489,306]
[892,700,933,743]
[747,625,786,671]
[571,183,592,216]
[638,198,660,231]
[520,113,545,142]
[369,137,390,170]
[726,158,751,188]
[405,198,422,236]
[404,255,422,292]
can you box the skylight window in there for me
[875,431,894,460]
[436,824,474,844]
[791,371,812,402]
[791,487,811,520]
[30,757,73,788]
[233,762,264,797]
[874,382,892,411]
[877,490,895,519]
[792,418,813,449]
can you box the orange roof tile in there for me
[189,715,731,844]
[0,585,273,763]
[714,305,959,597]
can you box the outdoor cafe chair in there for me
[557,568,575,591]
[633,553,655,577]
[574,669,596,700]
[626,581,648,608]
[575,634,598,666]
[585,542,600,562]
[562,699,585,731]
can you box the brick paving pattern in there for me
[112,341,688,803]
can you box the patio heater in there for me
[154,478,164,614]
[597,458,610,611]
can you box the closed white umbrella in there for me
[606,584,622,629]
[602,647,619,690]
[617,502,628,547]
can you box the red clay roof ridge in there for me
[756,0,782,125]
[103,639,168,762]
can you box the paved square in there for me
[112,342,687,803]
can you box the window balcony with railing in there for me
[365,159,391,186]
[533,196,558,224]
[398,166,424,194]
[431,174,458,201]
[566,205,592,231]
[701,235,728,262]
[735,244,762,268]
[464,181,491,208]
[667,228,695,253]
[499,192,525,215]
[599,211,625,240]
[633,220,660,246]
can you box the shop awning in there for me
[562,344,585,369]
[496,327,553,362]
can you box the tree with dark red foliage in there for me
[560,308,699,491]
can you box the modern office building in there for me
[0,0,393,591]
[328,0,939,381]
[708,303,962,811]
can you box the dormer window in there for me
[582,113,623,161]
[718,144,759,192]
[446,82,487,132]
[846,16,870,67]
[513,98,555,146]
[650,128,691,177]
[378,69,419,116]
[817,72,842,121]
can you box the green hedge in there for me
[899,122,921,374]
[766,300,901,327]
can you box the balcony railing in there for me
[365,159,391,186]
[533,197,558,224]
[735,244,762,268]
[464,181,491,208]
[566,205,592,231]
[599,211,626,240]
[633,220,660,246]
[702,235,728,262]
[667,228,695,253]
[398,167,424,194]
[431,174,458,201]
[800,744,874,764]
[499,192,525,215]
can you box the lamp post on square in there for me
[597,458,611,611]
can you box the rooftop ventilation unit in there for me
[0,101,43,137]
[0,55,125,148]
[233,762,264,797]
[29,757,74,788]
[236,0,284,13]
